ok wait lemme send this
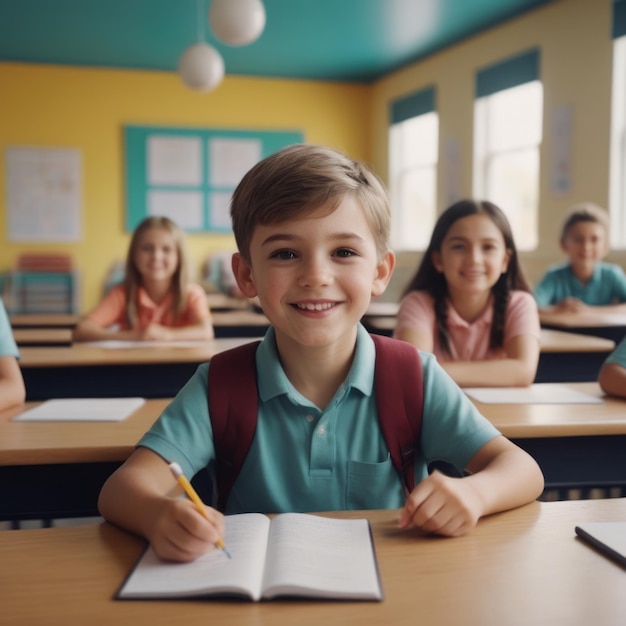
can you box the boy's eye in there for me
[334,248,358,258]
[271,249,297,260]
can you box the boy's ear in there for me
[371,251,396,297]
[231,253,258,298]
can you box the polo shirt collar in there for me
[255,324,376,403]
[446,296,494,328]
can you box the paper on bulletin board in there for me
[148,190,204,229]
[209,138,261,187]
[6,146,82,242]
[148,136,202,186]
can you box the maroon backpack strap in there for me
[208,341,261,512]
[371,334,423,495]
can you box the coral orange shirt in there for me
[87,284,209,330]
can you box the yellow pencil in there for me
[168,461,231,558]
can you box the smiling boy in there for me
[98,144,543,562]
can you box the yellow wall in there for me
[372,0,624,299]
[0,63,371,311]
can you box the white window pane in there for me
[486,149,539,250]
[399,113,439,167]
[486,81,543,151]
[397,168,437,249]
[609,37,626,248]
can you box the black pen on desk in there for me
[168,461,232,559]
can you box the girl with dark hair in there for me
[394,199,540,387]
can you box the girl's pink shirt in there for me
[86,284,209,330]
[394,290,540,362]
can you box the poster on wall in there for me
[5,146,82,242]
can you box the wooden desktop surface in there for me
[9,313,80,328]
[1,499,624,626]
[472,382,626,438]
[18,336,255,368]
[0,398,169,466]
[13,327,73,346]
[540,309,626,329]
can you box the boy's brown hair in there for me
[230,144,391,261]
[560,202,609,241]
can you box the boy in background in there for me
[98,144,544,563]
[534,202,626,313]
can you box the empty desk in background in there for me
[0,398,169,522]
[2,499,625,626]
[211,310,270,337]
[540,310,626,343]
[13,328,73,347]
[19,337,254,399]
[472,382,626,495]
[536,328,615,382]
[10,313,79,328]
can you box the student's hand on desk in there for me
[140,324,173,341]
[398,470,482,537]
[554,297,588,313]
[148,497,225,562]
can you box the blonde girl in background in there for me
[73,216,214,342]
[394,199,540,387]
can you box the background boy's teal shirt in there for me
[534,262,626,307]
[139,325,500,514]
[605,336,626,367]
[0,301,19,358]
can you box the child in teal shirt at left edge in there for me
[598,335,626,398]
[0,300,26,411]
[98,144,544,563]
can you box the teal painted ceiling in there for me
[0,0,554,83]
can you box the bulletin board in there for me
[124,125,304,233]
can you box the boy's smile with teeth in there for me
[294,302,337,311]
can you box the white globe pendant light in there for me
[209,0,266,46]
[178,42,225,92]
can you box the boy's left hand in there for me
[398,470,483,537]
[141,324,172,341]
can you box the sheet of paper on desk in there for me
[13,398,146,422]
[86,340,201,349]
[463,384,603,405]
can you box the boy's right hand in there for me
[147,497,225,562]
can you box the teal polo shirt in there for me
[0,302,19,358]
[605,336,626,367]
[534,262,626,307]
[139,325,500,514]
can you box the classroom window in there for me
[388,87,438,251]
[473,50,542,251]
[609,4,626,248]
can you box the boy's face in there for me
[232,196,394,351]
[561,221,608,275]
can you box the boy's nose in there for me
[299,258,332,287]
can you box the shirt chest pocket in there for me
[346,455,404,510]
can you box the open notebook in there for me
[575,522,626,568]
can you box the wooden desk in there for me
[13,327,73,347]
[0,399,169,522]
[472,382,626,493]
[10,312,79,328]
[205,292,253,311]
[20,337,255,400]
[2,500,625,626]
[365,301,399,317]
[540,310,626,343]
[211,310,270,337]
